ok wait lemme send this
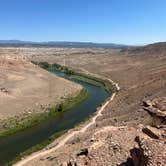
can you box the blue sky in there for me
[0,0,166,44]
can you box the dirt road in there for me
[14,91,117,166]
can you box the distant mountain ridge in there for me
[0,40,129,49]
[123,42,166,54]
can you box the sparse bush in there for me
[38,62,49,69]
[57,104,63,112]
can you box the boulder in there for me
[130,135,166,166]
[76,148,89,156]
[142,126,160,139]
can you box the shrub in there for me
[57,104,63,112]
[38,62,49,69]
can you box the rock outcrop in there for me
[143,97,166,125]
[131,126,166,166]
[0,87,9,93]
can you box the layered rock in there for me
[131,126,166,166]
[143,97,166,125]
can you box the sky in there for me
[0,0,166,45]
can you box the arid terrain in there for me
[0,48,82,128]
[30,44,166,126]
[0,43,166,165]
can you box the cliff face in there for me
[143,97,166,125]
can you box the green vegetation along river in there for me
[0,70,109,166]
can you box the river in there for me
[0,70,109,165]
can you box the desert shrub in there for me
[38,62,49,69]
[57,104,63,112]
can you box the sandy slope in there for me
[0,49,81,120]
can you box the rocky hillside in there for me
[123,42,166,56]
[10,42,166,165]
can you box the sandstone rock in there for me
[131,135,166,166]
[143,97,166,125]
[76,148,88,156]
[142,126,160,139]
[0,87,8,93]
[143,100,153,107]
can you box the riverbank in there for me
[34,61,117,94]
[0,50,83,127]
[14,93,117,166]
[13,66,119,166]
[0,64,112,166]
[0,88,88,139]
